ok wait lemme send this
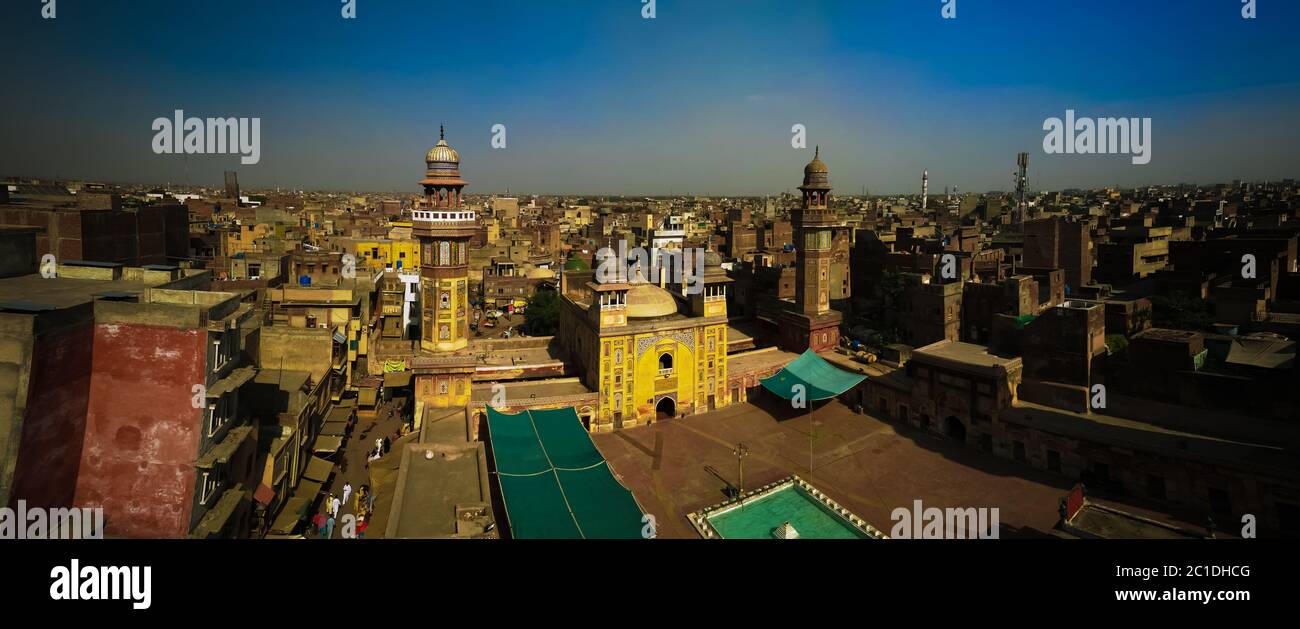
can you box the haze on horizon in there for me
[2,0,1298,196]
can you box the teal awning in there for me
[760,349,867,401]
[486,407,646,539]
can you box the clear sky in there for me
[2,0,1298,195]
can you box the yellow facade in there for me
[569,276,731,431]
[591,323,729,429]
[351,239,421,271]
[413,373,472,424]
[224,222,271,256]
[421,274,469,353]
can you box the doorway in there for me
[655,396,676,421]
[944,416,967,443]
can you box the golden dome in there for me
[625,283,679,319]
[801,145,831,190]
[425,125,461,165]
[426,140,460,165]
[804,146,828,175]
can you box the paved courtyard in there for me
[592,398,1196,539]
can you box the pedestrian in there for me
[311,512,325,536]
[342,482,353,506]
[330,494,341,519]
[323,515,335,539]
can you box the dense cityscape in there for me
[1,131,1297,540]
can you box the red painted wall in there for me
[9,315,94,509]
[76,321,205,538]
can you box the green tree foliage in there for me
[1149,291,1214,332]
[522,289,560,336]
[868,269,909,343]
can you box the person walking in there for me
[342,482,353,506]
[329,494,341,519]
[323,515,335,539]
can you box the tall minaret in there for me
[413,126,474,353]
[921,170,929,212]
[794,146,834,316]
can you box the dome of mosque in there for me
[625,282,679,319]
[425,125,461,166]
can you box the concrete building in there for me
[1023,216,1092,290]
[0,245,214,515]
[75,289,258,538]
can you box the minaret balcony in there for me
[412,209,477,223]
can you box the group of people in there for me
[366,436,392,464]
[303,400,414,538]
[309,481,376,539]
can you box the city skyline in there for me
[3,1,1299,195]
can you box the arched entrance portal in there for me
[655,396,676,421]
[945,416,967,443]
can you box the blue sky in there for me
[2,0,1297,194]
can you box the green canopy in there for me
[486,406,646,539]
[760,349,867,401]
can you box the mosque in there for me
[406,128,841,433]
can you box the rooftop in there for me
[384,442,494,539]
[912,340,1022,373]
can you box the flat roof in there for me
[470,379,593,402]
[0,274,159,310]
[385,442,492,538]
[253,368,311,391]
[1066,502,1203,539]
[912,340,1021,371]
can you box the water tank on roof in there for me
[299,275,312,286]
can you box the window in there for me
[205,404,218,437]
[1013,441,1026,462]
[199,471,218,505]
[1046,450,1061,473]
[658,352,673,372]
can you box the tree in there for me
[1149,291,1214,332]
[859,269,906,346]
[521,289,560,336]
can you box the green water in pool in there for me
[707,485,870,539]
